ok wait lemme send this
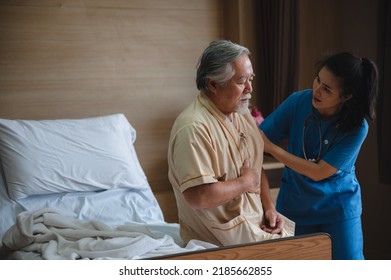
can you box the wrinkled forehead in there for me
[231,55,254,79]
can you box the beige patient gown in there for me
[168,92,294,246]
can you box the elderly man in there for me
[168,40,294,246]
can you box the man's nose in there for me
[245,80,253,92]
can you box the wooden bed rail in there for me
[152,233,332,260]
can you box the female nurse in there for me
[259,52,378,259]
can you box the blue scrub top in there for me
[260,89,368,225]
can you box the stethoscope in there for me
[302,111,339,162]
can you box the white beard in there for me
[237,93,251,115]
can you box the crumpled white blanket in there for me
[2,208,216,260]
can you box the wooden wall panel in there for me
[0,0,224,222]
[298,0,342,89]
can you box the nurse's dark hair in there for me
[315,52,378,132]
[196,39,250,93]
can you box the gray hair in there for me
[196,40,250,92]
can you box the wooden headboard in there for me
[0,0,225,222]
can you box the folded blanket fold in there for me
[2,208,213,259]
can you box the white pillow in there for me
[0,114,148,200]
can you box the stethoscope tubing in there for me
[302,113,322,162]
[302,112,339,163]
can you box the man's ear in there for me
[207,79,218,94]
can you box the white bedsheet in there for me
[2,208,216,260]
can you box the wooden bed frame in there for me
[0,0,333,260]
[154,233,332,260]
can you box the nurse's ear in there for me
[342,94,352,102]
